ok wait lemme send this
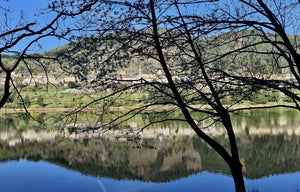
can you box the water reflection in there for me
[2,109,300,142]
[1,133,300,180]
[1,159,300,192]
[0,108,300,191]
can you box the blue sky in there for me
[8,0,45,14]
[2,0,68,53]
[3,0,299,53]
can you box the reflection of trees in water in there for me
[2,109,300,139]
[0,116,17,130]
[0,114,37,131]
[0,137,202,182]
[230,109,300,136]
[1,108,300,182]
[232,109,300,129]
[239,135,300,179]
[1,134,300,181]
[196,134,300,179]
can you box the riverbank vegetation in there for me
[2,83,297,110]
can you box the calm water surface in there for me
[1,159,300,192]
[1,109,300,192]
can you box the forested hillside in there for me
[2,29,298,78]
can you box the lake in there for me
[1,108,300,192]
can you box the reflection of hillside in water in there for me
[0,137,203,182]
[1,108,300,181]
[1,133,300,181]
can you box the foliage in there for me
[37,95,44,107]
[68,81,78,89]
[24,95,31,107]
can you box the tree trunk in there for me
[230,161,246,192]
[223,114,246,192]
[0,72,11,109]
[150,1,246,191]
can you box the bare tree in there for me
[20,1,298,191]
[51,0,253,191]
[193,0,300,110]
[0,0,97,111]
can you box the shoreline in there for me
[0,103,295,114]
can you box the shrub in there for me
[68,81,78,88]
[254,94,268,104]
[37,95,44,107]
[24,95,31,107]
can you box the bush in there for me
[37,95,44,107]
[254,94,268,104]
[68,81,78,88]
[24,95,31,107]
